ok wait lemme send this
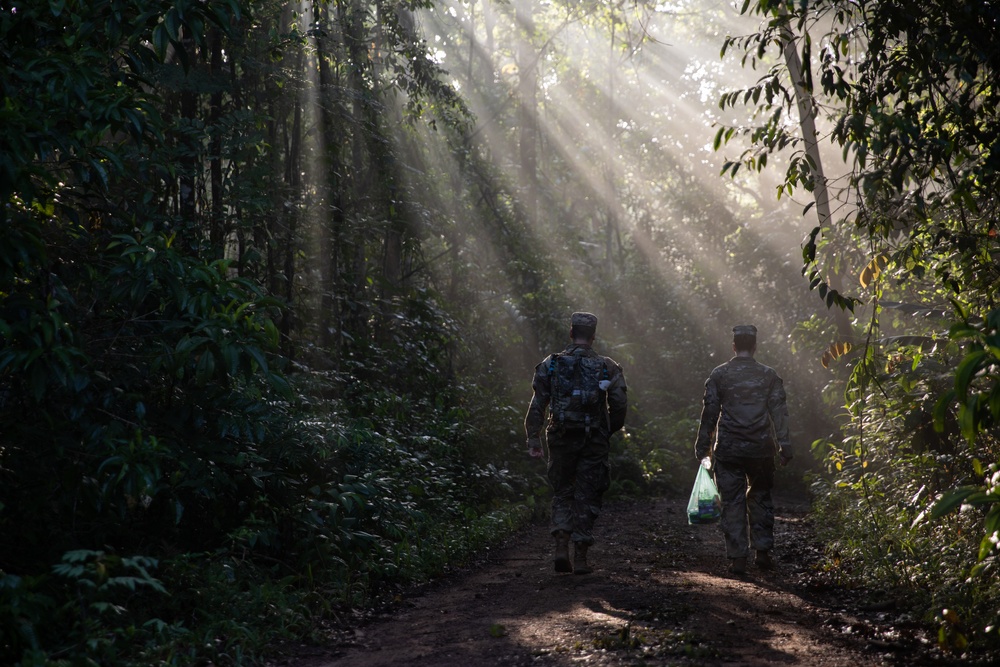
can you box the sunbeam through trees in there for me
[1,0,999,664]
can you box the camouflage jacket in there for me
[524,344,628,441]
[695,356,790,460]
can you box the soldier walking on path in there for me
[524,312,628,575]
[695,324,792,575]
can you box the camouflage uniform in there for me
[525,330,627,547]
[695,326,790,561]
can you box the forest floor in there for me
[267,495,970,667]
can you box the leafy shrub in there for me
[811,320,1000,655]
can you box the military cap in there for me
[571,312,598,329]
[733,324,758,337]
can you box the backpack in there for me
[547,352,610,432]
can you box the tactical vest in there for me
[547,353,609,433]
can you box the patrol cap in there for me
[571,312,598,329]
[733,324,758,337]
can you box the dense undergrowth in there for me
[0,196,677,665]
[806,313,1000,660]
[0,334,529,664]
[0,323,676,666]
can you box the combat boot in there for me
[728,556,747,575]
[554,531,572,572]
[573,542,593,575]
[756,550,774,570]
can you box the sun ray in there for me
[407,0,838,405]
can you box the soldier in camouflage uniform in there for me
[695,325,792,575]
[525,312,628,574]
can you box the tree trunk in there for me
[315,1,341,351]
[780,23,854,339]
[209,28,225,256]
[604,19,618,276]
[484,0,495,57]
[179,83,198,246]
[516,0,537,223]
[343,0,371,345]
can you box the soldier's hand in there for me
[779,448,793,467]
[527,437,544,459]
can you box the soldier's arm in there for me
[607,362,628,434]
[524,360,551,440]
[767,373,792,458]
[694,372,721,460]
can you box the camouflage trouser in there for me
[547,431,611,545]
[714,456,775,558]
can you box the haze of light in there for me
[418,1,814,350]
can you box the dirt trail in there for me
[270,496,946,667]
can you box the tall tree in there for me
[516,0,539,221]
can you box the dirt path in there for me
[270,496,947,667]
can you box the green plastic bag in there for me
[687,463,722,525]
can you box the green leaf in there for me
[195,350,216,385]
[165,9,181,41]
[267,372,292,399]
[152,24,168,59]
[221,344,239,375]
[930,486,978,519]
[246,346,269,374]
[978,533,996,562]
[933,390,955,432]
[175,335,209,356]
[948,322,980,341]
[958,401,978,443]
[954,350,987,397]
[263,317,280,347]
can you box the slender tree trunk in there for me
[281,66,303,355]
[343,0,371,345]
[467,0,475,84]
[376,4,405,293]
[209,28,224,256]
[484,0,495,58]
[516,0,537,222]
[262,69,279,295]
[315,1,341,350]
[178,85,200,232]
[230,55,247,276]
[780,22,853,338]
[604,19,618,276]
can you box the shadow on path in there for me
[268,497,942,667]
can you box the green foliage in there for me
[1,550,169,665]
[804,320,1000,651]
[942,308,1000,444]
[616,404,699,494]
[723,0,1000,653]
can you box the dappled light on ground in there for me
[288,498,937,666]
